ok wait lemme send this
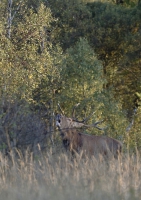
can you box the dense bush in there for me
[0,100,49,155]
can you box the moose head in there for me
[56,102,105,130]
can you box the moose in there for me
[56,106,122,158]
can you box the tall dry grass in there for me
[0,149,141,200]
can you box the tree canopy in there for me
[0,0,141,152]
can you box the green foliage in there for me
[56,38,127,140]
[0,21,18,99]
[48,0,141,113]
[86,2,141,113]
[58,38,105,115]
[48,0,92,49]
[0,2,62,102]
[98,88,128,141]
[32,44,63,107]
[125,94,141,152]
[0,0,141,152]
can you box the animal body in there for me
[60,128,122,158]
[56,114,122,158]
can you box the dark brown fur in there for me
[60,129,122,158]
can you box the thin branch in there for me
[11,0,23,22]
[7,0,23,38]
[126,108,137,132]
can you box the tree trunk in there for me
[7,0,12,38]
